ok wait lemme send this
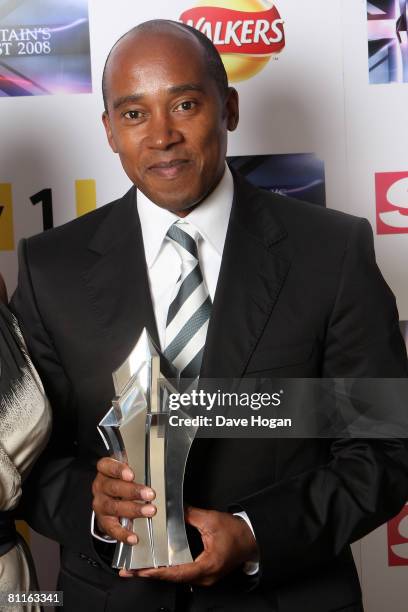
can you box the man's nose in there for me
[147,112,183,150]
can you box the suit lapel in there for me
[200,173,291,378]
[83,187,159,368]
[81,175,291,378]
[187,174,291,507]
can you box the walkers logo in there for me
[388,504,408,566]
[375,171,408,234]
[179,0,285,82]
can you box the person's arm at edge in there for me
[0,273,7,303]
[10,239,103,562]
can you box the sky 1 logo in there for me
[388,503,408,566]
[0,180,96,251]
[375,171,408,234]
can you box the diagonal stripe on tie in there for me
[166,262,203,325]
[165,281,209,347]
[164,296,211,363]
[167,224,198,258]
[180,346,205,378]
[172,320,209,374]
[164,221,212,378]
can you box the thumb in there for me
[184,506,211,530]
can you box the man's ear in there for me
[102,111,118,153]
[225,87,239,132]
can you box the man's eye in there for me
[124,110,142,119]
[175,101,196,112]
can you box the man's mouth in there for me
[148,159,191,179]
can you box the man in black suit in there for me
[12,19,408,612]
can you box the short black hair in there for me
[102,19,229,112]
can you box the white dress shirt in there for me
[137,163,233,349]
[92,164,259,574]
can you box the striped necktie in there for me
[163,221,212,378]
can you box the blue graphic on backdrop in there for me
[0,0,92,96]
[368,0,408,84]
[228,153,326,207]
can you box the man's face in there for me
[102,29,239,213]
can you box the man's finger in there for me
[97,516,138,545]
[97,457,134,481]
[94,497,157,520]
[135,563,200,583]
[135,554,212,584]
[101,477,155,502]
[119,568,135,578]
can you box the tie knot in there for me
[166,221,200,260]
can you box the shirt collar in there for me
[137,164,234,268]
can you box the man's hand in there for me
[92,457,156,544]
[120,506,259,586]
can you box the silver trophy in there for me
[98,329,197,570]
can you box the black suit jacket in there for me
[11,172,408,612]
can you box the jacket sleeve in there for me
[10,239,100,560]
[234,218,408,587]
